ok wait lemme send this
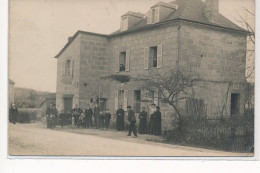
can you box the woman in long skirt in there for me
[138,107,147,134]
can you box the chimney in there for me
[204,0,219,23]
[68,37,73,42]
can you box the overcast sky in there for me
[9,0,255,92]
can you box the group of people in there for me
[116,104,162,137]
[46,103,111,130]
[46,102,162,137]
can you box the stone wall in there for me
[78,33,109,110]
[179,22,247,117]
[56,35,81,111]
[56,20,247,131]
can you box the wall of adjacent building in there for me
[56,35,81,111]
[78,33,110,109]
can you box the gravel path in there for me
[8,122,253,157]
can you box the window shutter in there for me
[125,50,130,71]
[115,52,119,72]
[144,47,149,69]
[155,8,159,23]
[157,44,163,68]
[61,61,65,77]
[124,90,128,110]
[147,10,151,24]
[70,60,74,78]
[115,90,118,111]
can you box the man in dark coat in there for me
[153,106,162,136]
[127,105,137,137]
[85,104,93,128]
[116,105,125,131]
[9,104,18,124]
[72,104,83,128]
[59,110,66,128]
[46,104,56,128]
[93,103,100,129]
[138,107,147,134]
[104,109,111,130]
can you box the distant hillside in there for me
[14,87,55,108]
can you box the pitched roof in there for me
[122,11,145,18]
[54,30,107,58]
[110,0,246,35]
[55,0,247,58]
[151,1,178,9]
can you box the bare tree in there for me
[235,9,255,112]
[144,69,199,119]
[235,8,255,81]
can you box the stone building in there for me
[55,0,248,131]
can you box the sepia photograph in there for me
[7,0,255,157]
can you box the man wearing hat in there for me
[127,105,137,137]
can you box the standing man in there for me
[138,107,148,134]
[52,104,58,128]
[104,109,111,130]
[46,104,54,128]
[127,105,137,137]
[9,104,18,124]
[116,105,125,131]
[72,104,83,128]
[59,110,66,128]
[85,104,93,128]
[93,103,100,129]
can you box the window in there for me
[144,45,162,69]
[65,60,71,76]
[150,47,158,68]
[116,51,130,72]
[115,90,128,110]
[121,16,128,31]
[147,8,159,24]
[119,52,126,71]
[134,90,141,113]
[152,8,159,23]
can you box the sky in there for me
[8,0,255,92]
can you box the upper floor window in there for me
[150,46,158,68]
[115,50,130,72]
[152,8,159,23]
[147,7,159,24]
[144,44,162,69]
[65,60,71,76]
[119,52,126,72]
[121,16,128,31]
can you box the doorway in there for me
[231,93,240,116]
[64,98,73,112]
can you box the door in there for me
[64,98,73,112]
[231,93,240,116]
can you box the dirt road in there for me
[8,122,253,157]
